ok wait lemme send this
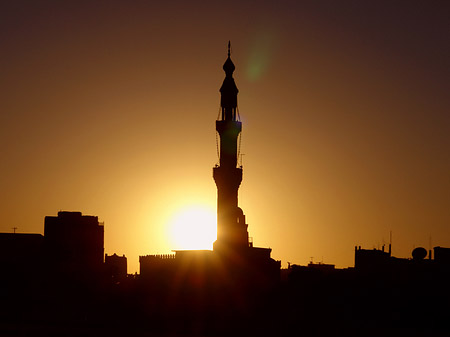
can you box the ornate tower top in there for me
[220,41,239,121]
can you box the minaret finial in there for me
[220,42,238,120]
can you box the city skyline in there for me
[1,1,449,273]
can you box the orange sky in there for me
[1,1,449,273]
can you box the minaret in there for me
[213,42,249,252]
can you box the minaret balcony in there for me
[213,166,242,188]
[216,120,242,135]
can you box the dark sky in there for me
[1,1,449,272]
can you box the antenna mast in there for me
[389,230,392,256]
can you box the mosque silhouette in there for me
[140,42,280,290]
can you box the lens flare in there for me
[246,32,276,81]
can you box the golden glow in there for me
[1,2,448,273]
[168,205,217,250]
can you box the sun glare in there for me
[168,205,217,250]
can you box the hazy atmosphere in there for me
[1,0,449,273]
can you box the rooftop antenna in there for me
[429,236,432,260]
[389,230,392,256]
[12,227,17,234]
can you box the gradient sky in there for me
[1,1,449,273]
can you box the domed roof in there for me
[412,247,427,260]
[223,56,235,76]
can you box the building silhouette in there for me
[434,246,450,265]
[213,42,247,251]
[45,211,104,277]
[0,233,44,282]
[213,43,274,260]
[105,253,128,282]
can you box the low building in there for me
[105,253,127,281]
[0,233,44,280]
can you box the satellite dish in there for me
[412,247,427,260]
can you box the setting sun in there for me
[168,205,217,250]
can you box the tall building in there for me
[44,211,104,276]
[212,43,279,276]
[213,42,249,252]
